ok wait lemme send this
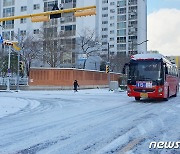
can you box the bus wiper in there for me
[139,77,152,81]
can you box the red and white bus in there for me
[125,54,179,101]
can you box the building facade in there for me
[0,0,147,71]
[0,0,96,68]
[96,0,147,57]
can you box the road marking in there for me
[118,138,144,154]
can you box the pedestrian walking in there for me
[73,80,79,92]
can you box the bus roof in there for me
[131,53,164,60]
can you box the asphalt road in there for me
[0,90,180,154]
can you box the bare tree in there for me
[38,27,62,68]
[110,53,130,73]
[76,28,102,69]
[21,35,42,63]
[59,32,76,68]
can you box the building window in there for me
[61,0,75,3]
[21,6,27,12]
[117,8,126,14]
[3,7,15,17]
[102,7,108,11]
[117,22,126,29]
[128,0,137,5]
[34,29,40,34]
[102,28,108,31]
[117,44,126,50]
[110,23,114,27]
[20,30,26,36]
[102,0,108,4]
[128,36,137,42]
[110,16,115,20]
[20,18,26,24]
[2,20,14,29]
[44,0,58,11]
[2,31,14,40]
[102,14,108,17]
[129,6,137,13]
[117,29,126,36]
[117,1,126,7]
[102,49,108,52]
[110,30,114,34]
[110,9,115,13]
[110,38,114,41]
[102,21,108,24]
[117,15,126,21]
[3,0,14,7]
[117,52,126,57]
[102,35,108,38]
[110,45,114,48]
[117,37,126,43]
[110,2,115,5]
[34,4,40,10]
[102,42,107,45]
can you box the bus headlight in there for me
[158,87,163,93]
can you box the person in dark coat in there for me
[73,80,79,92]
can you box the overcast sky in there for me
[147,0,180,56]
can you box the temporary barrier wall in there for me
[29,68,122,87]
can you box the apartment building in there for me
[0,0,147,71]
[96,0,147,57]
[0,0,96,68]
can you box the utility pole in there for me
[16,29,20,91]
[6,45,11,91]
[107,43,110,90]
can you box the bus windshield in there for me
[129,61,162,82]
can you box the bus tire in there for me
[135,97,140,101]
[163,88,169,101]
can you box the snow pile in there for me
[0,95,40,118]
[0,97,28,118]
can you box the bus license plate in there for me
[140,93,148,98]
[136,81,152,88]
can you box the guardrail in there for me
[0,77,28,85]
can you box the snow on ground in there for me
[0,91,40,118]
[0,89,180,154]
[0,96,28,118]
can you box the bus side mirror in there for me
[122,63,129,74]
[163,63,168,74]
[165,67,168,74]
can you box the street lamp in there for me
[137,40,149,46]
[129,39,149,55]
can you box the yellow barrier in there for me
[0,6,96,22]
[31,15,50,22]
[74,9,96,17]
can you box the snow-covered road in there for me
[0,89,180,154]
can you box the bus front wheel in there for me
[135,97,140,101]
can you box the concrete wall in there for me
[29,68,121,87]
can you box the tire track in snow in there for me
[1,93,180,154]
[0,100,154,153]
